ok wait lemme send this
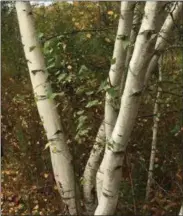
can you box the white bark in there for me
[124,3,144,74]
[16,2,79,215]
[144,2,182,86]
[179,203,183,216]
[120,3,145,96]
[96,2,135,204]
[95,2,160,215]
[145,56,162,201]
[83,122,105,214]
[105,2,135,140]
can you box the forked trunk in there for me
[95,2,160,215]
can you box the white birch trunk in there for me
[16,2,79,215]
[122,3,144,88]
[179,203,183,216]
[83,122,105,214]
[105,2,135,140]
[144,2,182,86]
[145,56,162,201]
[96,2,135,204]
[95,3,160,215]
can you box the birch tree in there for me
[15,1,182,215]
[15,2,80,215]
[146,56,162,201]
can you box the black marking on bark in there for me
[114,165,122,171]
[102,192,113,198]
[53,130,63,136]
[26,59,32,64]
[48,138,60,142]
[140,30,156,40]
[120,14,124,20]
[131,90,142,97]
[36,95,47,101]
[118,134,123,137]
[113,150,125,156]
[31,69,45,75]
[91,186,95,197]
[62,196,75,201]
[28,11,33,16]
[58,181,64,195]
[117,34,128,40]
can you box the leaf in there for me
[106,87,118,97]
[44,173,49,178]
[38,32,44,39]
[49,92,64,99]
[86,100,100,108]
[76,110,85,115]
[105,38,111,43]
[44,142,52,150]
[86,91,94,96]
[86,33,91,39]
[107,11,114,15]
[29,45,36,52]
[98,80,109,92]
[111,57,116,65]
[58,73,67,82]
[79,65,89,75]
[122,40,130,50]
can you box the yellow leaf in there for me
[44,173,49,179]
[34,204,39,210]
[105,38,111,43]
[107,11,114,15]
[67,65,72,70]
[86,33,91,39]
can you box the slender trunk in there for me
[96,2,135,203]
[144,2,182,86]
[95,3,160,215]
[120,3,144,95]
[83,122,105,214]
[145,56,162,201]
[15,2,79,215]
[179,203,183,216]
[105,2,135,140]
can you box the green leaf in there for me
[122,40,130,50]
[49,92,64,99]
[38,32,44,39]
[86,100,100,108]
[58,73,67,82]
[79,65,89,74]
[171,125,180,134]
[86,91,94,96]
[76,110,85,115]
[98,80,109,92]
[29,45,36,52]
[44,142,52,150]
[111,57,116,65]
[106,87,118,97]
